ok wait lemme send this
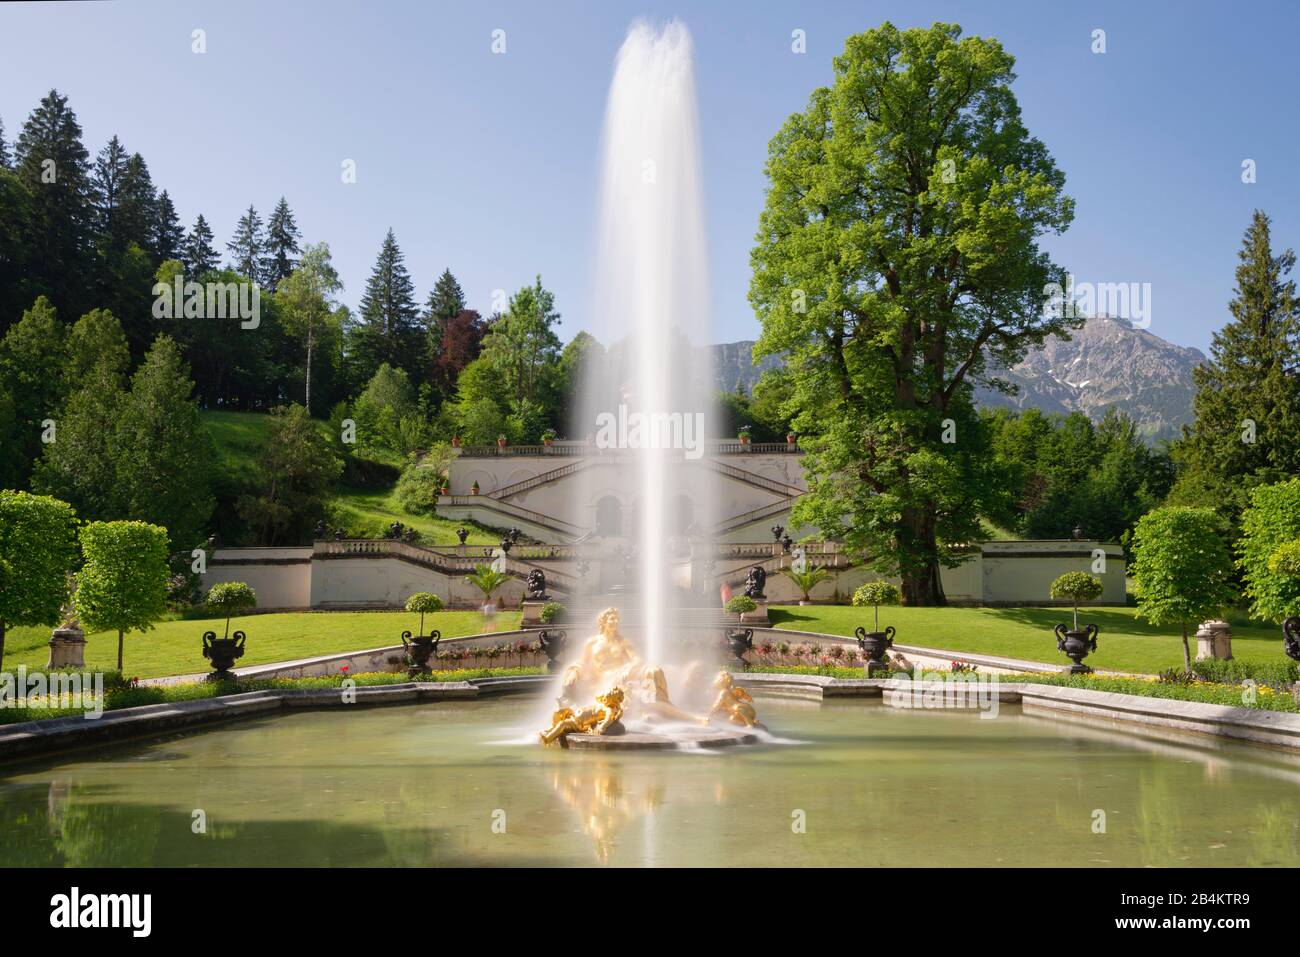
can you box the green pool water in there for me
[3,696,1300,867]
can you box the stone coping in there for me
[732,672,1300,753]
[0,675,552,764]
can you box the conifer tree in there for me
[14,90,94,317]
[264,196,301,290]
[185,214,218,276]
[349,228,421,385]
[226,204,265,282]
[1171,210,1300,519]
[0,116,11,169]
[154,190,184,263]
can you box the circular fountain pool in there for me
[4,694,1300,867]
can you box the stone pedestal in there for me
[1195,620,1233,661]
[47,624,87,670]
[740,599,770,626]
[522,600,548,627]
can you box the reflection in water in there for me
[3,697,1300,867]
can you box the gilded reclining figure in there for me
[540,687,626,747]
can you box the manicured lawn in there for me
[769,604,1286,675]
[331,485,499,544]
[2,609,523,680]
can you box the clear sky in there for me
[1,0,1296,353]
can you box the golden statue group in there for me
[539,607,764,747]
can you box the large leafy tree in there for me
[0,296,67,488]
[110,335,215,552]
[13,90,95,320]
[1170,210,1300,522]
[478,275,563,411]
[0,491,79,673]
[277,241,343,413]
[1237,479,1300,624]
[1130,506,1238,672]
[32,310,131,521]
[76,520,170,672]
[348,228,421,385]
[749,22,1075,604]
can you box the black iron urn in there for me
[202,630,246,681]
[855,625,896,675]
[1054,622,1099,674]
[401,629,442,675]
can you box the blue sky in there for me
[1,0,1296,353]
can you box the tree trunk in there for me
[117,629,124,673]
[305,325,315,412]
[899,507,947,606]
[1180,622,1191,673]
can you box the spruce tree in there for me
[0,116,10,169]
[186,214,218,276]
[14,90,94,318]
[226,204,265,281]
[118,152,157,257]
[422,268,465,393]
[154,190,184,263]
[264,196,300,289]
[1172,210,1300,519]
[92,135,131,251]
[350,228,421,385]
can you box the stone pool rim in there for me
[3,671,1300,764]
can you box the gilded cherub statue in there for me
[708,671,764,729]
[540,687,626,747]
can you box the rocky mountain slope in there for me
[711,317,1204,443]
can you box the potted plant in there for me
[451,435,461,448]
[723,594,757,667]
[781,564,831,605]
[465,563,510,614]
[737,426,752,446]
[202,581,257,681]
[470,480,480,495]
[540,600,566,624]
[496,433,507,449]
[852,580,901,674]
[786,431,797,447]
[541,428,557,448]
[401,591,443,674]
[1049,571,1104,673]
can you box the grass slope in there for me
[2,610,523,679]
[771,604,1284,674]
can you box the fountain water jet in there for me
[579,19,716,664]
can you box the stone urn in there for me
[725,628,754,669]
[1054,623,1099,674]
[855,625,895,675]
[538,629,567,673]
[202,630,246,681]
[401,629,441,675]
